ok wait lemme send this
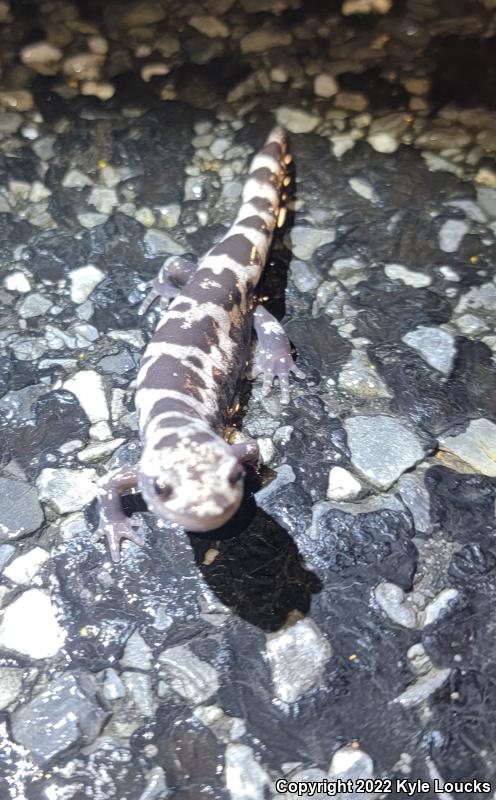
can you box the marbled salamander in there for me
[95,126,303,561]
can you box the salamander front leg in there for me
[253,305,305,404]
[230,439,260,466]
[93,464,144,562]
[138,255,198,314]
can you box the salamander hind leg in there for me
[138,255,198,314]
[253,305,305,404]
[93,464,145,562]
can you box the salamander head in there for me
[139,435,244,532]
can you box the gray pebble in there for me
[401,326,457,375]
[120,629,153,671]
[0,477,44,541]
[374,581,417,628]
[290,226,335,261]
[11,672,108,763]
[158,645,219,705]
[438,219,469,253]
[393,667,451,708]
[144,229,185,256]
[439,418,496,477]
[0,667,23,710]
[266,618,332,703]
[338,349,391,399]
[344,415,426,489]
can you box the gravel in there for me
[438,219,470,252]
[3,546,49,584]
[11,672,108,763]
[158,645,220,705]
[0,588,66,659]
[266,618,332,703]
[327,466,362,501]
[384,263,432,288]
[0,0,495,791]
[344,415,426,489]
[401,326,457,375]
[438,418,496,476]
[36,467,98,513]
[0,477,44,541]
[63,369,109,422]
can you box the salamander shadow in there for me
[119,474,321,634]
[186,487,322,633]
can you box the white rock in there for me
[314,74,338,98]
[291,226,335,260]
[135,207,155,227]
[69,265,105,304]
[78,212,108,228]
[367,132,399,153]
[476,187,496,218]
[30,181,51,202]
[0,1,9,23]
[394,667,451,708]
[349,177,379,204]
[345,415,425,490]
[455,282,496,314]
[329,745,374,780]
[77,438,125,463]
[37,467,98,514]
[343,0,391,13]
[270,66,288,83]
[438,419,496,477]
[63,369,109,422]
[21,41,63,65]
[402,326,457,375]
[455,314,488,336]
[327,466,361,501]
[266,618,331,703]
[331,134,356,158]
[225,744,270,800]
[189,15,230,38]
[275,106,320,134]
[3,547,49,585]
[156,33,180,57]
[422,588,459,627]
[88,187,118,214]
[4,271,31,293]
[438,265,460,282]
[0,588,66,659]
[385,263,431,288]
[0,90,33,111]
[241,29,292,54]
[445,199,487,224]
[141,63,170,82]
[80,81,115,100]
[84,34,107,55]
[62,169,93,189]
[63,53,104,81]
[438,219,469,253]
[158,645,219,705]
[374,582,417,629]
[122,1,166,26]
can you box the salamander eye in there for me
[153,482,172,500]
[228,463,245,486]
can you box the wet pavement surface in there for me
[1,0,496,798]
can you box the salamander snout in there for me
[140,439,244,532]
